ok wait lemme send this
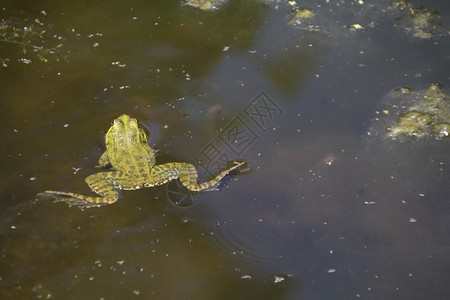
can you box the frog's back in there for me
[108,141,155,177]
[105,114,156,178]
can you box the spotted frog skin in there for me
[41,114,244,209]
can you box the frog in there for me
[40,114,244,209]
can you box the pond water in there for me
[1,0,449,299]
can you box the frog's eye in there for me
[138,126,148,142]
[113,119,123,126]
[137,123,148,134]
[137,122,149,137]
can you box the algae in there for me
[380,84,450,140]
[389,0,444,39]
[184,0,229,11]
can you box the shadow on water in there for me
[1,0,449,299]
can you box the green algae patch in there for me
[389,0,444,39]
[184,0,228,11]
[431,123,450,139]
[381,84,450,140]
[346,24,364,31]
[410,84,450,121]
[388,111,436,138]
[288,8,315,25]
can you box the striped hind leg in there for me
[178,161,244,192]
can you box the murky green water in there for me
[1,0,449,299]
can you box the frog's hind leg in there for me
[41,172,119,209]
[84,172,120,205]
[178,161,244,192]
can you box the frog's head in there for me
[108,114,148,145]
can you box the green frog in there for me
[41,114,244,209]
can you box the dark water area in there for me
[1,0,449,299]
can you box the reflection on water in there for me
[1,0,449,299]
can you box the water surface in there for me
[1,0,449,299]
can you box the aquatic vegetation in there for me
[409,84,450,121]
[183,0,229,11]
[183,0,448,39]
[389,0,444,38]
[387,111,436,138]
[431,123,450,139]
[288,8,315,25]
[345,24,365,32]
[377,84,450,140]
[0,17,66,67]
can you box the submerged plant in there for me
[0,18,66,67]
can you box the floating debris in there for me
[0,17,67,67]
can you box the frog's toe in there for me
[54,198,107,209]
[203,186,220,191]
[228,161,246,172]
[39,191,106,209]
[53,197,84,206]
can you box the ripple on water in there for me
[205,218,296,276]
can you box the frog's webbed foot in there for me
[38,191,110,210]
[53,197,107,209]
[40,173,120,209]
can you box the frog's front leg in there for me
[148,161,244,192]
[41,171,120,209]
[97,151,110,168]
